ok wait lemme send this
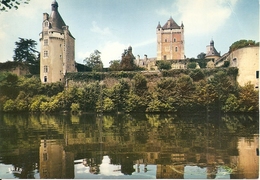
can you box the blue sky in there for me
[0,0,259,67]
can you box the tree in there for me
[83,50,103,72]
[0,0,30,11]
[187,62,197,69]
[13,38,39,65]
[109,60,121,71]
[156,60,171,70]
[229,39,258,52]
[197,52,206,59]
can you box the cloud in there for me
[77,41,126,68]
[91,21,111,35]
[156,0,238,35]
[133,38,156,48]
[100,41,126,67]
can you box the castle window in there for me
[44,66,48,73]
[164,55,167,60]
[174,38,176,42]
[175,47,178,52]
[44,76,47,82]
[256,71,259,79]
[43,153,48,161]
[44,39,48,46]
[44,22,48,27]
[44,51,48,57]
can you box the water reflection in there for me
[0,113,258,179]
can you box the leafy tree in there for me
[109,60,121,71]
[222,94,239,112]
[13,38,39,64]
[197,52,206,59]
[3,99,16,112]
[238,82,259,112]
[175,75,196,108]
[0,73,19,99]
[189,69,205,81]
[229,39,258,52]
[187,62,197,69]
[109,80,130,112]
[120,48,136,71]
[71,103,80,114]
[84,50,103,72]
[156,60,171,70]
[133,73,148,96]
[0,0,30,11]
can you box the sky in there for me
[0,0,259,67]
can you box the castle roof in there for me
[49,0,66,33]
[162,17,181,30]
[206,40,220,57]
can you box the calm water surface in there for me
[0,113,258,179]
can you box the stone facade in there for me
[39,0,77,83]
[227,46,259,88]
[156,17,185,61]
[205,39,221,61]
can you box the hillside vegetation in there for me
[0,68,258,113]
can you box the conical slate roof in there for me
[162,17,181,30]
[49,0,66,32]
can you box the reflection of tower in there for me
[232,135,259,179]
[39,139,74,179]
[156,164,184,179]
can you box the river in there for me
[0,112,258,179]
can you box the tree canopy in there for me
[83,50,103,72]
[0,0,30,11]
[229,39,259,52]
[13,37,39,64]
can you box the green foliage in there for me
[156,60,171,70]
[189,69,205,81]
[133,73,148,96]
[223,61,230,67]
[0,73,19,99]
[229,39,258,52]
[13,38,39,64]
[3,99,16,112]
[109,60,121,71]
[187,62,197,69]
[0,0,30,11]
[197,52,206,59]
[84,50,103,72]
[238,82,259,112]
[0,67,258,113]
[222,94,239,112]
[71,103,80,114]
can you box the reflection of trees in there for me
[0,112,258,178]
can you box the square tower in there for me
[157,17,185,60]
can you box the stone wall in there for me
[228,46,259,87]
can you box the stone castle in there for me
[39,0,258,88]
[39,0,77,83]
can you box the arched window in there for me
[175,47,178,52]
